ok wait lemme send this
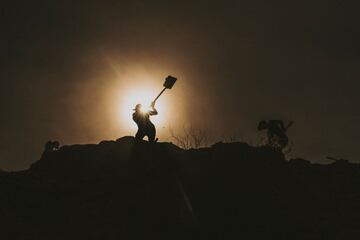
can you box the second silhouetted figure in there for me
[133,101,158,142]
[258,120,293,150]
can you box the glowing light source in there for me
[118,87,167,132]
[139,105,153,114]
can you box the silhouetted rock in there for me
[1,136,360,240]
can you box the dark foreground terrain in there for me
[1,136,360,240]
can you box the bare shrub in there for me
[169,125,210,149]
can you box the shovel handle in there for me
[154,87,167,102]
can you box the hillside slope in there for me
[1,136,360,240]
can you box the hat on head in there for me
[133,104,142,111]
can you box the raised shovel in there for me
[153,75,177,103]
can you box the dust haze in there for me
[1,1,360,170]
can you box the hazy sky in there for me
[1,0,360,170]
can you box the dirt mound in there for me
[1,136,360,239]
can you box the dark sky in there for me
[1,0,360,170]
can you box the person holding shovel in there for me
[132,75,177,143]
[133,101,158,142]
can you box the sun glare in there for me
[138,105,153,114]
[119,88,167,132]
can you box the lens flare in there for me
[118,88,167,133]
[139,105,153,114]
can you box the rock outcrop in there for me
[1,136,360,240]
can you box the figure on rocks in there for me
[133,101,158,142]
[258,120,293,150]
[41,140,60,158]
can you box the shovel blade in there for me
[164,75,177,89]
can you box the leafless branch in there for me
[169,125,210,149]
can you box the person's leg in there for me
[135,128,146,140]
[147,124,156,142]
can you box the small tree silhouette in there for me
[169,125,210,149]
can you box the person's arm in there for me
[271,120,286,131]
[149,101,158,115]
[149,107,158,116]
[278,121,286,131]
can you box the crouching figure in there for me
[258,120,293,150]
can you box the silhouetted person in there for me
[41,140,60,158]
[133,101,158,142]
[258,120,293,150]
